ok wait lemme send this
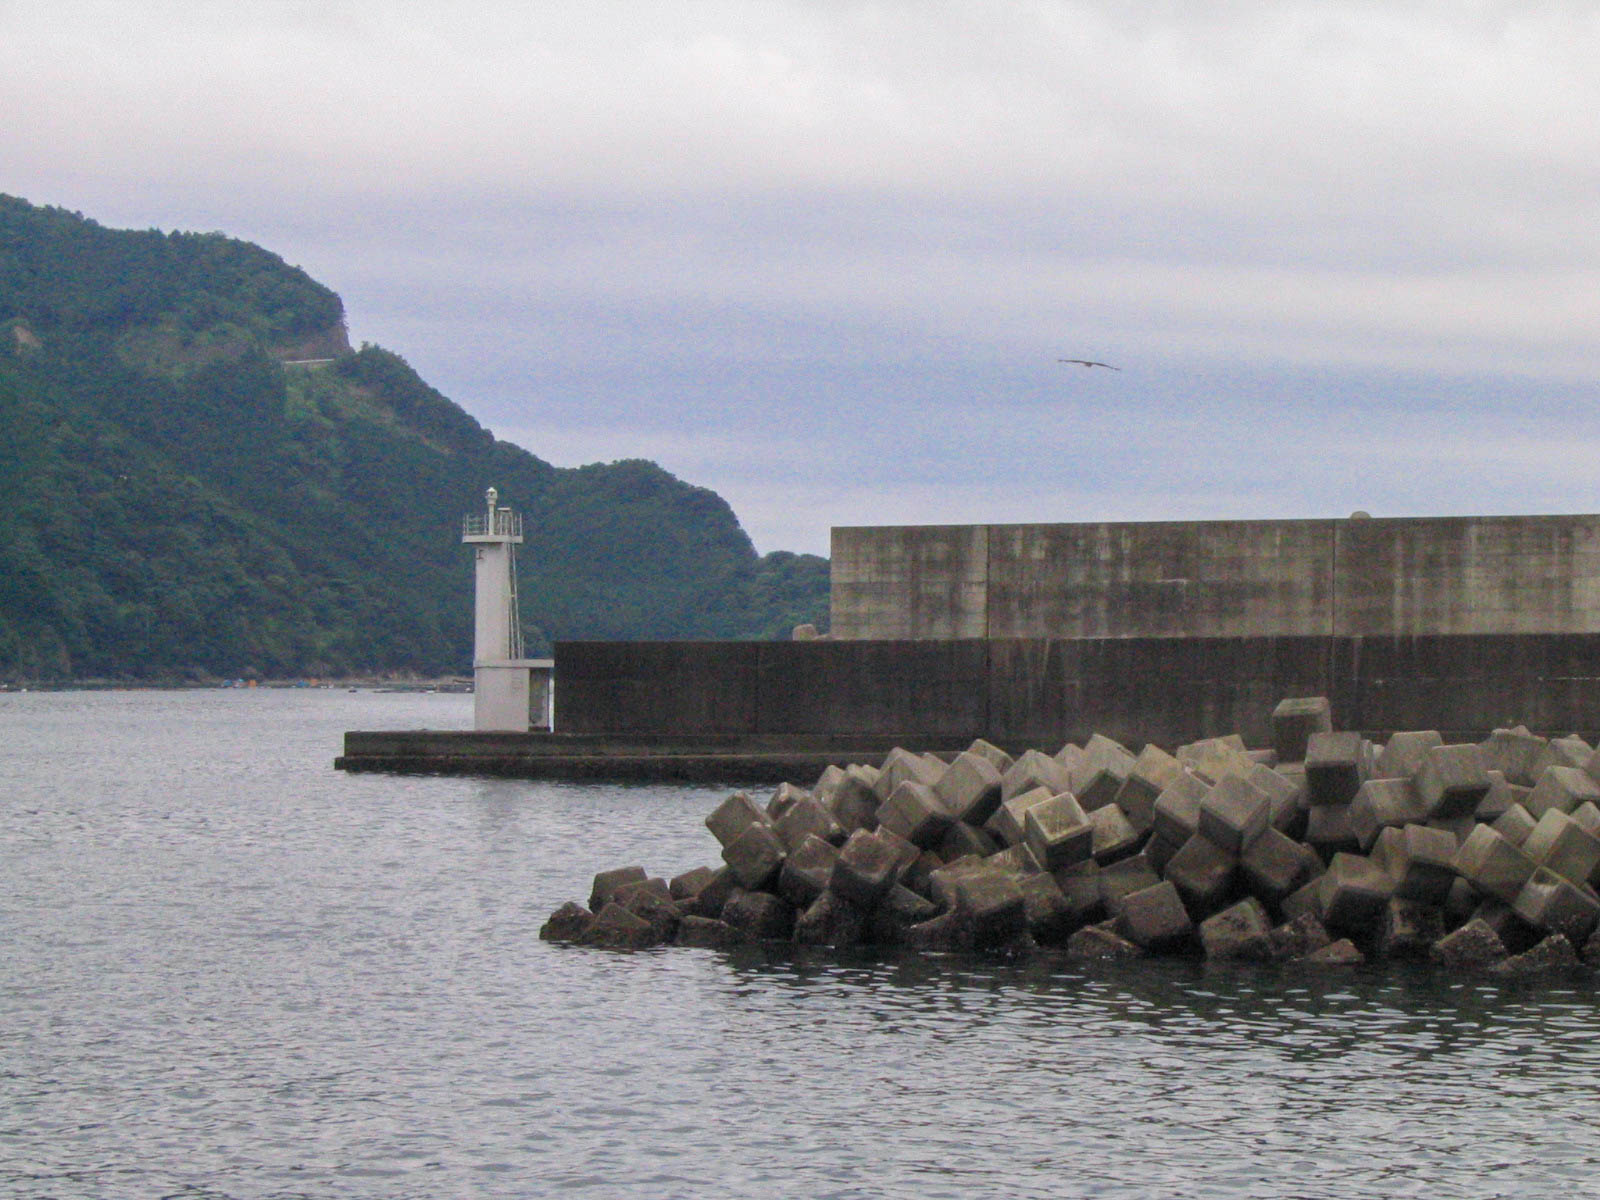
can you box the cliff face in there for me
[0,195,827,681]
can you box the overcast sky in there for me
[5,1,1599,554]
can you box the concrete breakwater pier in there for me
[542,698,1600,974]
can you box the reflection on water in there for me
[5,690,1600,1199]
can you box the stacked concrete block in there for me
[1349,778,1430,851]
[1512,868,1600,945]
[705,794,767,848]
[1198,775,1272,853]
[1417,744,1491,819]
[934,750,1005,826]
[1521,809,1600,886]
[1480,727,1550,787]
[1023,792,1094,871]
[1305,732,1365,806]
[1453,825,1538,904]
[987,785,1057,846]
[1152,769,1209,847]
[548,703,1600,973]
[1073,733,1136,811]
[1271,696,1332,763]
[1000,749,1074,803]
[1525,766,1600,818]
[877,780,953,849]
[1114,744,1185,833]
[1376,730,1444,779]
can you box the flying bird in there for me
[1058,359,1121,371]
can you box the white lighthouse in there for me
[462,487,551,731]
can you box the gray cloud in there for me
[4,1,1599,553]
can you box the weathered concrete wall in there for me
[554,634,1600,746]
[832,515,1600,641]
[830,524,989,639]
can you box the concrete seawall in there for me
[831,516,1600,641]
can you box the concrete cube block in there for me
[938,820,999,862]
[1114,881,1194,952]
[830,829,904,908]
[999,749,1075,803]
[1417,743,1491,819]
[1376,729,1444,780]
[1052,859,1106,927]
[1281,875,1328,924]
[986,785,1056,846]
[1088,804,1142,864]
[1269,912,1333,960]
[1453,824,1538,904]
[589,865,648,914]
[1371,824,1458,905]
[1306,802,1360,859]
[1305,731,1365,806]
[812,764,847,802]
[1490,933,1580,976]
[766,782,812,820]
[1430,917,1507,969]
[927,857,986,910]
[1067,923,1147,959]
[1198,774,1272,854]
[1099,853,1162,916]
[1480,727,1550,787]
[617,883,684,944]
[867,885,940,946]
[1306,939,1366,965]
[1240,826,1319,907]
[1525,765,1600,818]
[794,891,868,946]
[952,869,1028,948]
[778,834,842,907]
[1572,800,1600,840]
[580,902,666,949]
[1377,897,1444,960]
[722,823,787,889]
[773,795,847,852]
[877,780,954,849]
[1145,831,1185,875]
[721,891,796,942]
[1512,867,1600,944]
[612,876,672,910]
[966,737,1014,774]
[1178,735,1254,785]
[1476,770,1514,822]
[1019,873,1077,944]
[1073,733,1136,811]
[873,747,944,802]
[1054,741,1086,777]
[1164,834,1238,916]
[1543,734,1593,772]
[706,793,768,848]
[680,866,741,919]
[983,842,1039,876]
[540,901,595,943]
[1492,803,1537,846]
[934,750,1005,826]
[825,769,881,833]
[1113,743,1185,834]
[669,866,718,902]
[674,915,739,949]
[1320,853,1394,937]
[1522,808,1600,886]
[1199,896,1275,961]
[1348,777,1430,851]
[1152,769,1208,847]
[1023,792,1094,870]
[1271,696,1332,763]
[1470,898,1541,954]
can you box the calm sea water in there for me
[6,690,1600,1199]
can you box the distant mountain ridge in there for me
[0,195,828,681]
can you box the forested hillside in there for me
[0,196,828,681]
